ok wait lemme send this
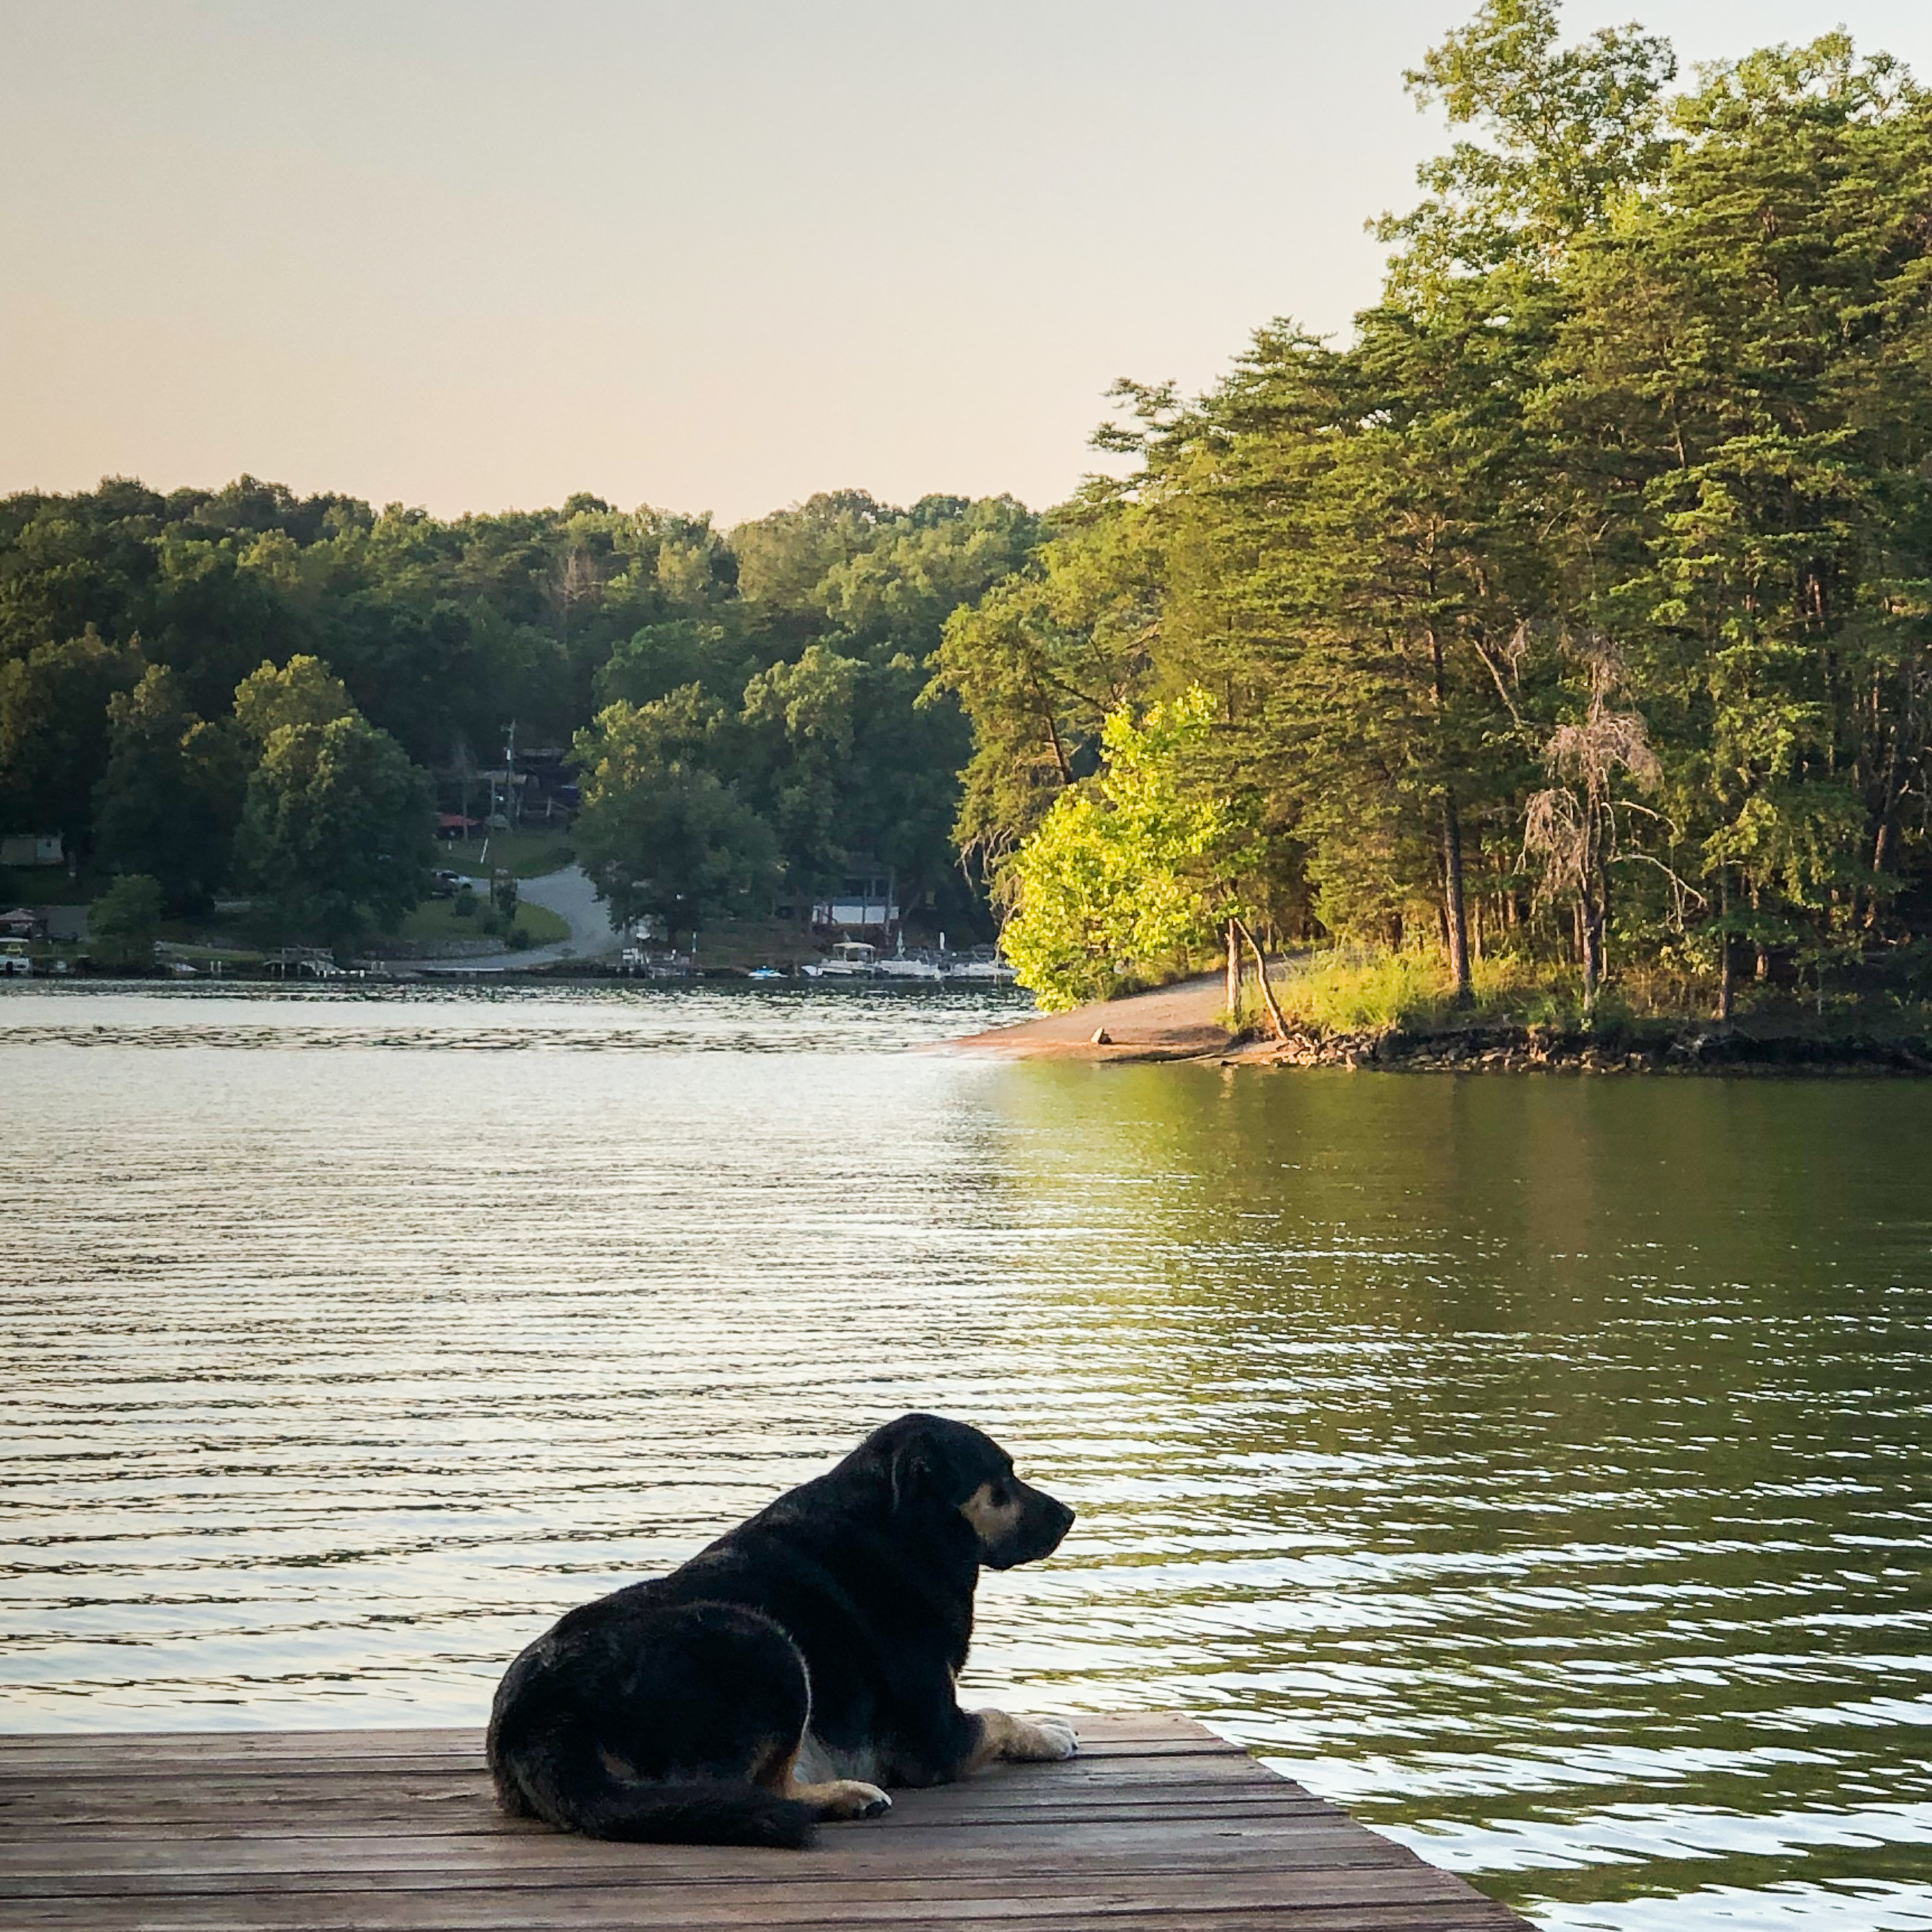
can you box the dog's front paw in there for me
[1011,1715,1079,1762]
[815,1779,892,1821]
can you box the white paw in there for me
[1022,1717,1079,1761]
[846,1782,892,1819]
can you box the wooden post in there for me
[1225,918,1240,1029]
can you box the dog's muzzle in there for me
[985,1489,1076,1571]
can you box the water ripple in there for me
[3,985,1930,1932]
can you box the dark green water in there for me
[4,986,1929,1930]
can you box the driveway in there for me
[412,865,621,972]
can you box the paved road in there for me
[415,865,620,972]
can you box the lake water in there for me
[4,982,1930,1931]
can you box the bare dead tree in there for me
[1521,632,1663,1017]
[552,546,604,661]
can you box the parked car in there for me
[431,870,471,897]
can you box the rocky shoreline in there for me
[948,973,1932,1073]
[1232,1021,1932,1075]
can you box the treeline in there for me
[0,479,1033,941]
[940,2,1932,1017]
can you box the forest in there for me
[4,0,1929,1021]
[0,480,1033,946]
[944,1,1932,1022]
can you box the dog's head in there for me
[862,1413,1074,1571]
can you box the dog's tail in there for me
[494,1737,816,1849]
[553,1778,817,1849]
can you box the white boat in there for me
[803,941,880,979]
[946,945,1017,985]
[621,946,693,978]
[876,945,945,981]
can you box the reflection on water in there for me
[3,983,1930,1931]
[0,978,1031,1053]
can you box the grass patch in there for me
[1261,947,1610,1035]
[436,831,575,880]
[383,895,569,950]
[1253,944,1932,1039]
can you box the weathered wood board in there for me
[0,1713,1529,1930]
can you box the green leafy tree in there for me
[235,713,432,948]
[572,695,778,941]
[0,628,140,851]
[929,500,1163,869]
[94,665,247,910]
[1377,0,1676,295]
[86,873,165,970]
[1551,32,1932,978]
[234,654,356,742]
[741,644,860,908]
[595,620,741,710]
[1171,307,1552,991]
[1001,689,1253,1008]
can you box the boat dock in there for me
[0,1713,1528,1930]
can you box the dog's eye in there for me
[988,1483,1010,1508]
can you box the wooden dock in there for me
[0,1714,1529,1930]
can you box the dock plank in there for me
[0,1716,1527,1931]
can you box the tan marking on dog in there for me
[784,1772,891,1820]
[596,1746,637,1779]
[761,1736,890,1820]
[966,1708,1080,1773]
[959,1480,1026,1549]
[752,1739,799,1796]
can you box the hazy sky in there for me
[5,1,1930,524]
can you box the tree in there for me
[235,713,432,948]
[1000,689,1255,1009]
[94,665,247,911]
[234,654,356,742]
[1377,0,1677,296]
[572,696,778,941]
[86,873,165,970]
[595,620,739,710]
[1520,634,1666,1013]
[741,644,860,910]
[929,499,1163,870]
[0,628,139,851]
[1174,310,1548,991]
[1550,33,1932,975]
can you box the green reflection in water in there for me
[4,994,1928,1932]
[975,1065,1932,1929]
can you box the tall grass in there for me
[1260,946,1587,1035]
[1238,942,1932,1038]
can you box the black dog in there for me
[487,1413,1078,1848]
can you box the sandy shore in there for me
[948,974,1232,1061]
[946,973,1932,1075]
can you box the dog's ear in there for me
[889,1435,940,1514]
